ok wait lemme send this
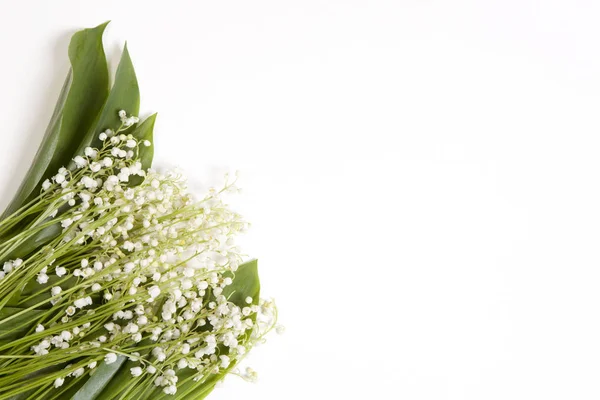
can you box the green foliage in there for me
[142,260,262,400]
[0,306,45,340]
[0,23,268,400]
[89,260,261,400]
[1,24,154,261]
[129,113,156,187]
[1,22,110,219]
[223,259,260,309]
[70,356,127,400]
[70,42,140,162]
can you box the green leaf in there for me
[5,364,66,400]
[15,276,79,309]
[71,43,140,162]
[3,222,62,261]
[168,370,223,400]
[1,22,110,219]
[129,113,157,186]
[145,260,261,400]
[0,306,45,339]
[92,338,157,399]
[223,259,260,308]
[5,41,144,261]
[135,113,156,170]
[5,114,153,261]
[92,261,262,400]
[70,356,127,400]
[1,223,63,307]
[91,359,143,399]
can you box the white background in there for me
[1,1,600,399]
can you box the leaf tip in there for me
[96,20,111,31]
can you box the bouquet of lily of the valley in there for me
[0,23,278,399]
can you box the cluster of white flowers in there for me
[0,112,278,396]
[0,258,22,280]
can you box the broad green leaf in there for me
[144,352,246,400]
[4,222,61,261]
[16,275,79,309]
[5,261,261,398]
[92,338,156,399]
[223,259,260,308]
[129,113,157,186]
[2,222,62,307]
[71,43,140,163]
[178,260,261,399]
[92,359,143,399]
[135,113,156,171]
[5,44,144,262]
[1,22,110,219]
[4,114,155,305]
[142,260,261,400]
[5,113,155,281]
[89,261,261,399]
[0,306,45,339]
[5,364,66,400]
[160,369,222,400]
[70,356,126,400]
